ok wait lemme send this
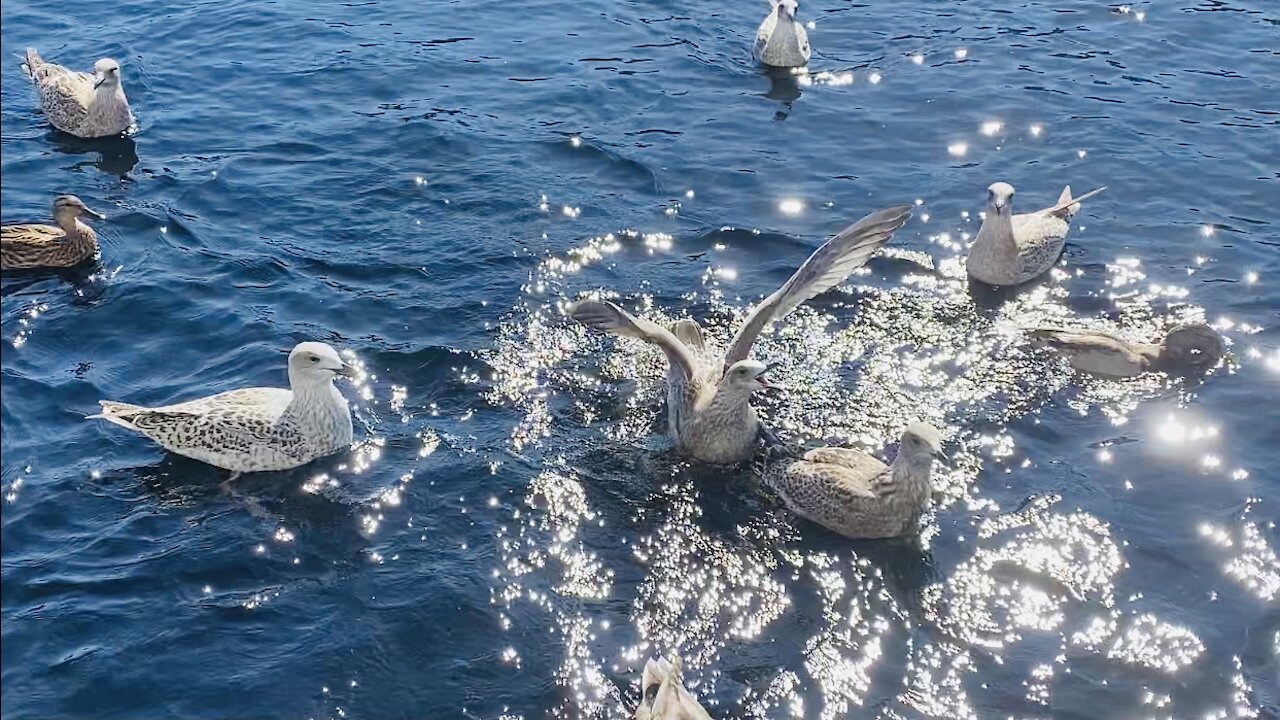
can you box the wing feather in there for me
[569,300,698,381]
[722,204,911,368]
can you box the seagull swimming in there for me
[92,342,355,475]
[634,657,711,720]
[1027,323,1224,378]
[966,182,1106,286]
[570,204,911,465]
[22,49,134,138]
[764,422,943,539]
[754,0,811,68]
[1,195,106,270]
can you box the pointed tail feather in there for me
[1047,185,1106,218]
[89,400,147,431]
[22,48,43,78]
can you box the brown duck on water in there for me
[1,195,106,271]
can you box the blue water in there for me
[2,0,1278,717]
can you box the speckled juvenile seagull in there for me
[1027,323,1224,378]
[570,204,911,465]
[754,0,811,68]
[765,422,943,539]
[92,342,355,474]
[966,182,1106,286]
[22,49,134,138]
[2,195,105,270]
[634,656,711,720]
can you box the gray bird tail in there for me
[1047,185,1106,218]
[22,48,43,78]
[89,400,146,430]
[1050,186,1077,218]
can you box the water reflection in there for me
[47,131,139,177]
[763,68,803,110]
[485,216,1259,717]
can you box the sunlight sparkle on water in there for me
[1029,123,1044,137]
[868,72,882,85]
[980,120,1003,136]
[948,142,968,157]
[779,198,805,216]
[954,48,968,60]
[911,53,925,65]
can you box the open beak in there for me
[335,362,358,379]
[756,362,788,391]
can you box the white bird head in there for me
[92,58,122,90]
[723,359,785,394]
[288,342,356,384]
[899,421,944,461]
[771,0,800,19]
[52,194,106,222]
[986,182,1015,213]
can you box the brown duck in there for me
[1,195,106,271]
[1027,323,1224,378]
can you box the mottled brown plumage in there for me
[1,195,105,270]
[967,182,1106,286]
[765,422,942,539]
[92,343,356,474]
[22,49,134,138]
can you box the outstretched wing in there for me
[569,299,698,382]
[722,204,912,369]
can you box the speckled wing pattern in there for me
[98,388,311,469]
[794,22,810,60]
[23,51,93,134]
[771,451,892,528]
[1010,211,1070,278]
[753,13,778,61]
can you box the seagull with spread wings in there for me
[569,204,912,464]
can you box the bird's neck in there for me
[889,452,934,493]
[707,385,754,416]
[289,376,335,404]
[975,209,1017,257]
[65,221,98,257]
[88,87,130,120]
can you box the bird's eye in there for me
[310,355,319,363]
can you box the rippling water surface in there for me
[2,0,1277,718]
